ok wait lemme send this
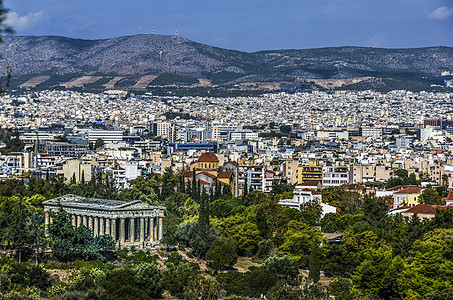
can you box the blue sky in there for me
[4,0,453,52]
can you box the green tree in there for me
[309,245,321,283]
[243,176,248,196]
[198,188,210,242]
[352,247,404,299]
[191,171,198,202]
[134,263,163,298]
[232,221,262,255]
[184,274,220,300]
[71,172,77,185]
[300,199,323,221]
[362,195,389,227]
[329,277,353,300]
[101,267,146,300]
[278,220,323,262]
[163,260,201,298]
[256,239,275,259]
[0,196,35,262]
[418,188,445,205]
[160,166,177,201]
[262,255,299,279]
[206,237,238,270]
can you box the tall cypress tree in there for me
[180,176,186,194]
[81,170,85,184]
[71,173,77,185]
[197,179,201,203]
[199,187,210,242]
[243,175,248,196]
[309,245,321,283]
[191,171,197,202]
[214,178,221,199]
[210,186,214,202]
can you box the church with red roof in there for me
[182,152,236,196]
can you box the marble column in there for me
[149,217,154,242]
[99,217,105,236]
[44,212,50,227]
[140,218,145,243]
[158,217,163,241]
[77,215,82,227]
[130,217,135,242]
[154,217,158,241]
[71,215,76,227]
[44,212,50,236]
[94,217,99,237]
[83,215,88,227]
[120,218,125,244]
[106,218,111,237]
[111,218,117,241]
[88,216,94,231]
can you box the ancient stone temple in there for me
[43,194,165,247]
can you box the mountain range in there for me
[0,34,452,93]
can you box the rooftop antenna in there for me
[175,26,178,36]
[144,26,149,34]
[152,25,155,34]
[139,25,142,34]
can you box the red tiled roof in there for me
[224,161,238,166]
[387,185,414,191]
[182,171,194,178]
[446,191,453,201]
[218,171,233,178]
[197,180,210,184]
[405,204,453,215]
[198,152,219,162]
[200,171,217,179]
[394,186,422,195]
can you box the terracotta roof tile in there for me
[182,171,194,178]
[405,204,453,215]
[218,171,233,178]
[387,185,414,191]
[394,186,422,194]
[198,152,219,162]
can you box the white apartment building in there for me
[88,130,123,144]
[322,165,351,187]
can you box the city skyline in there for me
[4,0,453,52]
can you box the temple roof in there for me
[43,194,164,211]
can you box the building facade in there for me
[43,194,165,247]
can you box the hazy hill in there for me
[0,34,452,92]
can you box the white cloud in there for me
[6,11,49,32]
[427,6,453,20]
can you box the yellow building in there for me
[297,160,323,184]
